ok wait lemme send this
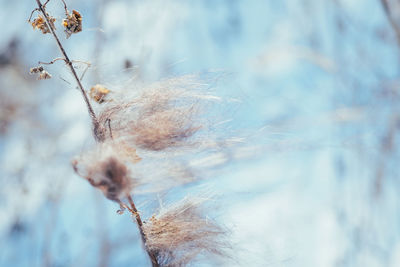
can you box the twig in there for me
[374,114,399,196]
[60,0,68,14]
[28,8,39,22]
[79,64,90,81]
[38,57,65,65]
[33,1,160,266]
[106,118,113,139]
[43,0,50,8]
[126,195,160,267]
[59,76,72,85]
[34,0,105,142]
[380,0,400,47]
[39,58,91,67]
[39,58,91,81]
[73,60,92,81]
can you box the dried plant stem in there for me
[127,195,160,267]
[34,1,164,265]
[35,0,104,142]
[380,0,400,47]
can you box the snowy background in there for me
[1,0,400,266]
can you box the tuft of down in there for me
[142,197,230,266]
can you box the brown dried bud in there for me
[63,10,82,38]
[90,84,110,103]
[31,14,56,34]
[29,66,44,74]
[30,66,51,80]
[38,71,52,80]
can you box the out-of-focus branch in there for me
[380,0,400,46]
[374,114,399,196]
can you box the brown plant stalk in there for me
[33,1,160,265]
[127,195,160,266]
[34,0,104,142]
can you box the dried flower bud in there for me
[29,66,44,74]
[63,10,82,38]
[30,66,51,80]
[142,197,230,266]
[90,84,110,103]
[38,71,52,80]
[31,14,55,34]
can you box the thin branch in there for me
[380,0,400,47]
[106,119,113,139]
[33,1,159,266]
[35,0,104,142]
[79,65,89,81]
[38,57,65,65]
[59,76,72,85]
[43,0,50,8]
[39,58,91,66]
[39,58,91,81]
[72,60,92,81]
[28,8,40,22]
[60,0,68,14]
[374,114,399,196]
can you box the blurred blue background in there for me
[1,0,400,266]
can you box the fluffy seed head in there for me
[142,197,230,266]
[72,142,138,201]
[98,76,219,151]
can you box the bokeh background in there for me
[1,0,400,266]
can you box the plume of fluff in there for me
[97,75,221,152]
[89,75,246,193]
[142,196,230,266]
[74,142,198,195]
[72,141,140,202]
[76,75,252,196]
[128,159,198,194]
